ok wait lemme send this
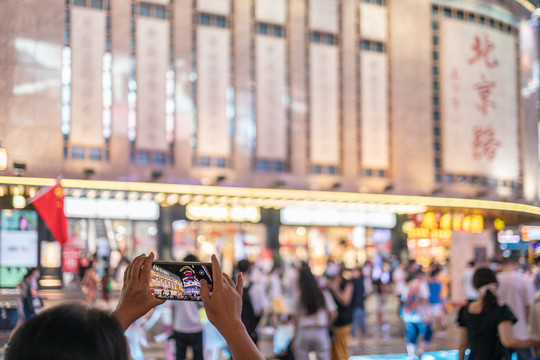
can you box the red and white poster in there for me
[441,19,519,180]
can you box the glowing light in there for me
[12,195,26,209]
[0,147,7,171]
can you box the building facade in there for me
[0,0,539,289]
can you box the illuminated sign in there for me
[186,203,261,223]
[64,197,160,220]
[408,212,484,240]
[0,147,6,171]
[521,226,540,242]
[280,207,397,228]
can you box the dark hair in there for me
[183,254,199,262]
[472,267,498,312]
[6,303,129,360]
[298,263,326,315]
[21,267,38,282]
[406,269,424,283]
[237,259,252,273]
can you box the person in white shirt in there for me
[462,260,479,304]
[497,256,536,360]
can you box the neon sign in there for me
[186,203,261,223]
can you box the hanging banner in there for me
[309,0,338,33]
[256,0,286,24]
[310,44,339,165]
[361,51,389,169]
[136,17,169,151]
[70,7,105,147]
[256,35,287,159]
[441,19,519,180]
[196,27,231,157]
[360,3,388,42]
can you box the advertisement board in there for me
[0,210,39,288]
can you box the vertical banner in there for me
[441,19,518,180]
[309,0,338,33]
[197,27,231,157]
[310,44,339,165]
[256,36,287,159]
[360,3,388,42]
[361,51,389,169]
[70,8,105,146]
[198,0,230,15]
[136,18,168,151]
[256,0,286,24]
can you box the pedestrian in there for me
[327,264,354,360]
[6,253,265,360]
[171,254,204,360]
[101,266,112,306]
[457,267,538,360]
[428,268,447,330]
[81,259,99,304]
[400,269,432,359]
[349,265,367,344]
[462,260,479,304]
[392,260,408,315]
[293,262,337,360]
[237,259,269,346]
[497,256,537,360]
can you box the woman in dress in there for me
[457,267,537,360]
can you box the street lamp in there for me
[0,145,7,171]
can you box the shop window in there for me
[155,6,166,19]
[200,14,211,26]
[140,4,151,17]
[89,148,102,161]
[137,151,150,165]
[71,146,85,160]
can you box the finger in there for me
[200,279,210,305]
[131,255,147,282]
[141,252,155,282]
[223,273,235,288]
[211,254,223,289]
[127,254,144,281]
[235,272,244,296]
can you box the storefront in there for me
[278,206,397,274]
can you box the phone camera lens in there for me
[199,270,204,276]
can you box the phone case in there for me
[150,261,213,301]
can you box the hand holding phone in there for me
[150,261,213,301]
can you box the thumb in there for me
[200,279,210,305]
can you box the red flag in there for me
[31,182,68,245]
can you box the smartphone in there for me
[150,261,213,301]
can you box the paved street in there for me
[1,287,461,359]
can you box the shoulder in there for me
[496,304,517,324]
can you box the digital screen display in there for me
[150,262,212,301]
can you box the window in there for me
[327,35,336,45]
[432,21,438,30]
[199,156,210,167]
[433,81,439,91]
[216,16,226,28]
[432,6,438,15]
[274,161,284,172]
[432,51,439,61]
[434,142,441,151]
[432,66,439,75]
[445,174,454,183]
[216,157,226,168]
[73,0,86,7]
[435,174,442,183]
[482,177,489,186]
[90,0,102,9]
[137,151,150,165]
[433,112,440,121]
[433,97,440,106]
[155,6,166,19]
[432,36,439,45]
[469,14,475,22]
[71,147,85,160]
[256,160,268,172]
[364,169,372,177]
[376,42,383,52]
[139,4,150,17]
[378,170,385,178]
[457,11,464,20]
[274,26,282,37]
[154,152,166,165]
[259,24,268,35]
[471,176,479,185]
[434,127,441,136]
[443,8,451,17]
[89,148,102,161]
[201,14,210,25]
[328,166,337,175]
[313,32,321,43]
[313,165,322,174]
[434,158,441,168]
[362,40,371,50]
[479,16,485,24]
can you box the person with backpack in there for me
[237,259,269,346]
[400,269,432,359]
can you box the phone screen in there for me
[150,261,213,301]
